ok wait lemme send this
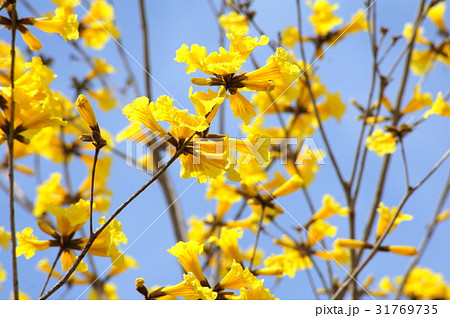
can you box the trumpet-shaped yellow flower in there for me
[307,219,336,246]
[80,0,120,50]
[387,246,417,256]
[209,227,243,264]
[365,129,396,156]
[337,9,368,35]
[234,281,278,300]
[271,174,303,197]
[0,57,65,144]
[87,57,116,79]
[401,267,449,300]
[76,94,98,129]
[176,35,299,124]
[33,7,79,41]
[427,2,448,34]
[219,12,249,35]
[16,228,52,259]
[376,203,413,239]
[281,26,300,48]
[335,238,370,249]
[168,241,206,282]
[18,199,125,272]
[410,49,435,75]
[87,88,116,111]
[218,260,259,290]
[314,242,350,265]
[123,93,243,183]
[402,86,433,114]
[312,194,349,221]
[424,92,450,118]
[307,0,343,36]
[317,92,346,122]
[33,173,66,217]
[19,30,43,52]
[161,273,217,300]
[380,267,450,300]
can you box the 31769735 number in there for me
[375,304,438,315]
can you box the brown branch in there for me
[39,137,191,299]
[7,3,19,300]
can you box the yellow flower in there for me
[307,0,343,36]
[337,9,368,35]
[0,227,11,251]
[436,209,450,223]
[87,57,116,79]
[228,92,257,125]
[123,93,239,183]
[261,250,312,278]
[307,219,336,246]
[98,217,127,246]
[271,174,303,197]
[18,199,123,272]
[209,227,243,264]
[16,228,51,259]
[402,86,433,114]
[314,242,350,265]
[88,282,119,300]
[177,35,299,124]
[376,203,413,239]
[168,241,206,282]
[335,238,369,249]
[387,246,417,256]
[236,281,278,300]
[317,92,346,122]
[410,49,435,75]
[401,267,450,300]
[33,173,66,217]
[219,12,249,35]
[0,262,6,291]
[33,7,79,41]
[161,273,217,300]
[218,260,260,290]
[245,47,300,84]
[80,0,120,50]
[403,23,428,45]
[0,57,65,143]
[281,26,300,48]
[427,2,448,34]
[312,194,348,221]
[76,94,98,128]
[87,88,116,111]
[365,129,396,156]
[424,92,450,118]
[19,30,43,51]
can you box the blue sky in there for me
[0,0,449,300]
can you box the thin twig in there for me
[7,3,19,300]
[355,0,427,267]
[89,147,101,235]
[39,137,192,299]
[138,0,186,243]
[332,148,450,299]
[399,137,411,190]
[249,204,265,270]
[395,169,450,299]
[39,248,63,297]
